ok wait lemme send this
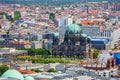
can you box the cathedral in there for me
[52,24,91,58]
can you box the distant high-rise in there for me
[57,17,66,27]
[86,5,89,13]
[103,1,109,9]
[113,2,120,11]
[57,17,67,39]
[101,29,113,38]
[57,16,73,38]
[66,16,73,26]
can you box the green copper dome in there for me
[66,24,82,34]
[81,33,87,38]
[87,36,91,39]
[1,69,24,80]
[54,32,59,37]
[24,76,34,80]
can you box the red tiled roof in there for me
[9,40,29,45]
[87,10,102,13]
[80,20,100,25]
[17,69,36,74]
[16,8,27,12]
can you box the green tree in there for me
[21,25,25,28]
[23,48,52,57]
[0,12,7,19]
[78,24,82,26]
[28,48,34,55]
[49,13,55,21]
[0,12,7,16]
[47,68,56,72]
[103,16,110,21]
[14,11,21,20]
[92,49,100,59]
[111,48,116,51]
[0,46,5,48]
[0,65,9,76]
[31,68,43,73]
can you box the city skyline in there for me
[0,1,120,80]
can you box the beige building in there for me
[30,41,42,49]
[0,57,10,66]
[74,76,95,80]
[0,48,28,61]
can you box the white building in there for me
[101,29,113,38]
[111,28,120,48]
[55,64,66,71]
[43,63,60,71]
[73,76,95,80]
[66,16,73,26]
[30,41,42,49]
[57,16,73,27]
[57,17,66,27]
[57,16,73,38]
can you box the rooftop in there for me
[1,69,24,80]
[66,24,82,34]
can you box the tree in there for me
[31,68,43,73]
[0,46,5,48]
[47,68,56,72]
[49,13,55,21]
[28,48,34,55]
[103,16,110,21]
[22,48,52,57]
[0,12,7,16]
[111,48,116,51]
[0,65,9,76]
[92,49,100,59]
[78,24,82,26]
[21,25,25,28]
[0,12,7,19]
[14,11,21,21]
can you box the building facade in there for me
[0,48,28,61]
[52,24,91,58]
[81,26,100,38]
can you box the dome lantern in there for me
[81,33,87,38]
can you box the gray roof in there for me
[0,57,10,62]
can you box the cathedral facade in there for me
[52,24,91,58]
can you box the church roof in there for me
[81,33,87,38]
[87,36,91,39]
[24,76,34,80]
[66,24,82,34]
[1,69,24,80]
[53,32,59,37]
